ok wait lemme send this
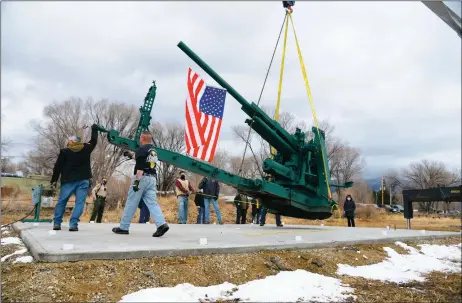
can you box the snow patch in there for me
[1,237,23,246]
[1,248,27,262]
[13,256,33,263]
[337,242,461,283]
[418,244,461,262]
[120,270,355,302]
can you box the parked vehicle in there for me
[390,204,404,213]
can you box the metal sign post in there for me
[22,185,53,223]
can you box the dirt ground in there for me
[1,223,461,303]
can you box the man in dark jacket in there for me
[234,192,249,224]
[113,131,169,237]
[198,177,223,224]
[194,189,205,224]
[50,124,98,231]
[344,194,356,227]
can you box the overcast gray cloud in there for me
[1,1,460,179]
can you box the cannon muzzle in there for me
[177,41,301,156]
[177,41,253,113]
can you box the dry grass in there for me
[2,195,461,232]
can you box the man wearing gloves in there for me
[112,131,169,237]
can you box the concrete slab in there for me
[12,222,460,263]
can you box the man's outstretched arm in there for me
[88,124,99,151]
[51,150,64,185]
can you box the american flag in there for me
[184,68,227,163]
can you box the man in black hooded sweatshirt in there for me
[50,124,98,231]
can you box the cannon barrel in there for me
[263,158,297,181]
[177,41,300,155]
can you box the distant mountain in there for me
[365,178,382,191]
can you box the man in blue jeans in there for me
[198,177,223,224]
[50,124,98,231]
[175,171,195,224]
[259,207,284,227]
[194,190,205,224]
[113,131,169,237]
[138,199,150,223]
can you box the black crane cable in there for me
[1,205,38,228]
[236,13,288,185]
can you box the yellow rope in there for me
[271,12,290,158]
[288,13,332,199]
[192,192,260,207]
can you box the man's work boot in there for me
[69,227,78,232]
[112,227,129,235]
[53,225,61,231]
[153,224,169,237]
[218,221,224,225]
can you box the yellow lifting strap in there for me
[271,11,332,200]
[271,14,290,158]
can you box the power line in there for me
[4,142,35,146]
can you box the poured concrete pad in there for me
[12,222,460,262]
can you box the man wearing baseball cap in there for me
[50,124,98,231]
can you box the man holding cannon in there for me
[112,131,169,237]
[50,124,99,231]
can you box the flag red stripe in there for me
[208,119,223,163]
[185,69,199,148]
[205,117,216,143]
[185,68,205,148]
[185,67,226,163]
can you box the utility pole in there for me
[381,176,384,206]
[390,184,393,205]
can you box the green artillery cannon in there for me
[96,41,353,220]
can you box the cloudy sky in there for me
[1,1,460,179]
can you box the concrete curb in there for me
[12,223,48,261]
[12,222,461,263]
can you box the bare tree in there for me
[330,145,365,201]
[1,157,13,173]
[1,139,11,154]
[25,98,139,183]
[344,179,374,205]
[150,122,185,191]
[86,99,139,184]
[401,159,461,212]
[229,155,260,179]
